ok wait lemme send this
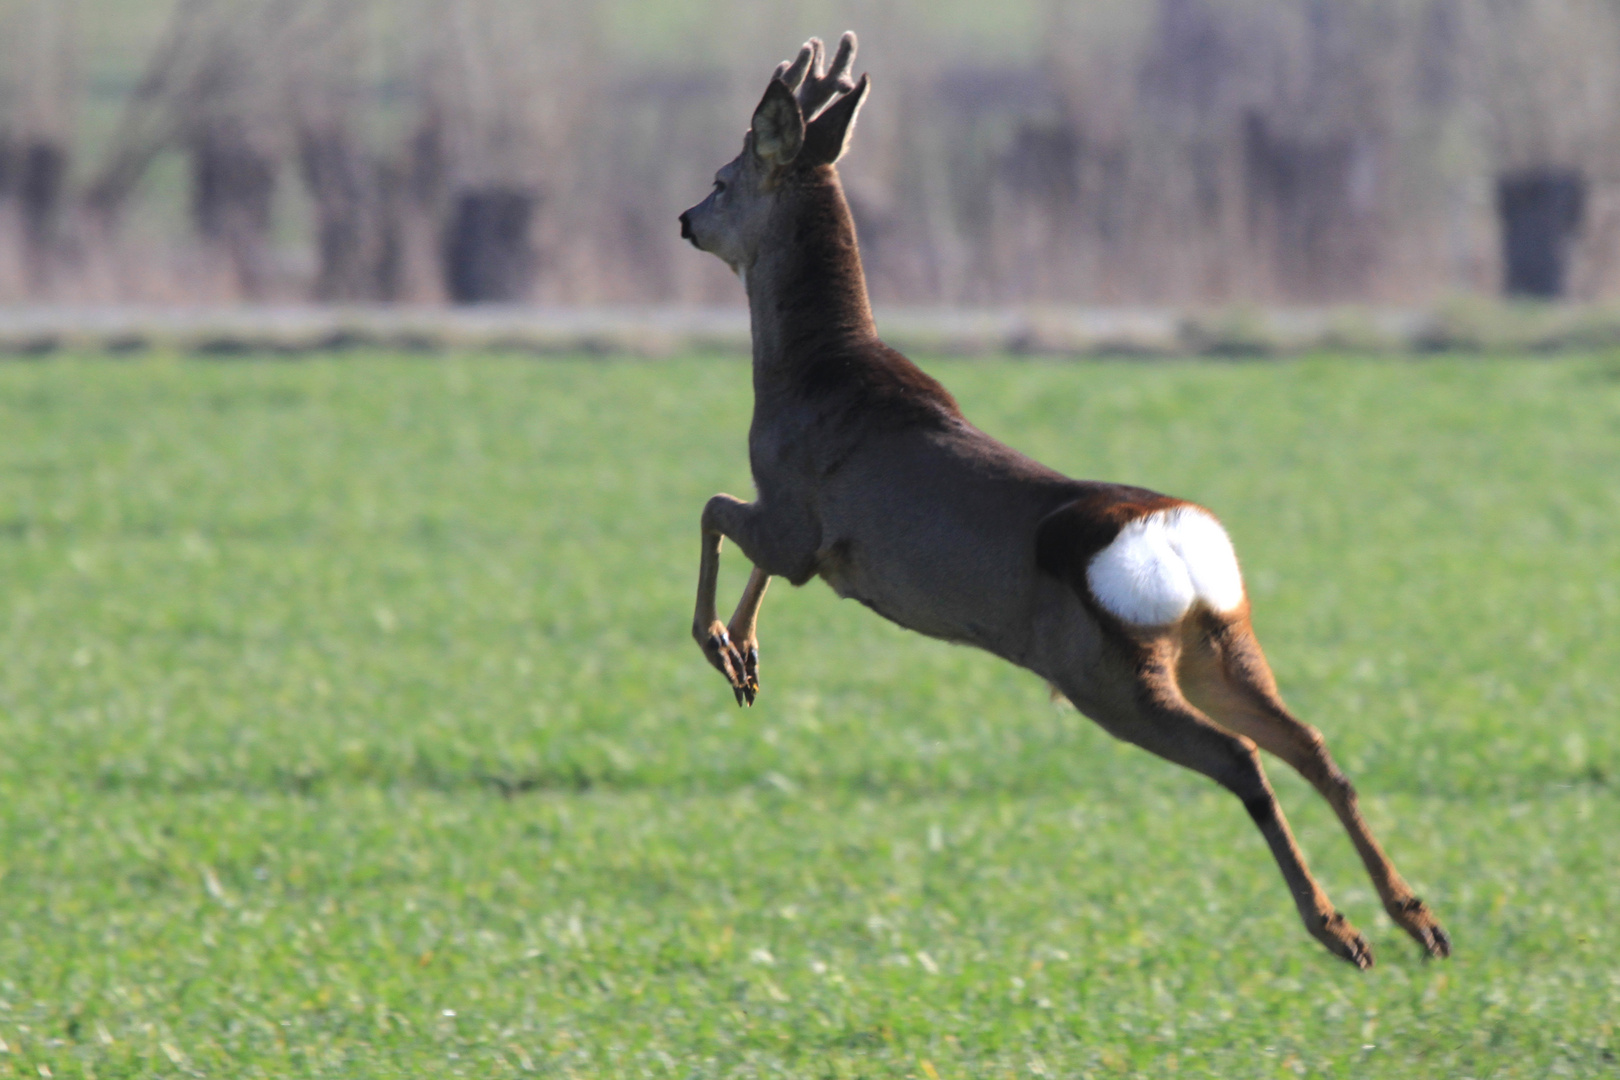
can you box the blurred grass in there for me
[0,352,1616,1077]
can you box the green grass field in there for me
[1,352,1617,1078]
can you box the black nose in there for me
[679,212,693,240]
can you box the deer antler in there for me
[771,32,858,121]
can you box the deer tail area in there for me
[1037,500,1247,630]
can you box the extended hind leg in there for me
[1178,612,1451,959]
[1061,639,1373,968]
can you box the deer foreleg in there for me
[693,504,747,704]
[725,566,771,703]
[693,495,790,706]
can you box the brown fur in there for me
[776,177,961,432]
[679,33,1450,968]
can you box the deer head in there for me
[678,33,870,277]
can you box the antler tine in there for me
[795,31,858,119]
[826,32,857,84]
[774,41,816,92]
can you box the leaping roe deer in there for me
[678,33,1450,968]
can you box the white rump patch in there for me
[1085,506,1245,625]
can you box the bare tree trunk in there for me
[190,121,276,297]
[300,126,381,301]
[443,187,538,302]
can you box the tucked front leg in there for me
[693,498,747,702]
[692,494,814,705]
[726,566,771,704]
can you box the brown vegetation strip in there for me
[6,302,1620,358]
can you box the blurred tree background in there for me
[2,0,1618,307]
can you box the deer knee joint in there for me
[701,493,747,536]
[1222,745,1274,816]
[1324,767,1357,805]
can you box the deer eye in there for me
[713,180,727,194]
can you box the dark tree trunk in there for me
[443,188,538,303]
[3,137,71,293]
[190,123,276,297]
[1497,169,1585,299]
[300,127,376,302]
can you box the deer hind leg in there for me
[1062,638,1373,969]
[1177,612,1451,959]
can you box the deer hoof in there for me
[1317,911,1374,970]
[1393,897,1452,959]
[698,624,750,703]
[738,644,760,705]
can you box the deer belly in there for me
[816,537,1027,649]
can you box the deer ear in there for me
[750,79,804,169]
[801,74,869,167]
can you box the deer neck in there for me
[743,171,876,387]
